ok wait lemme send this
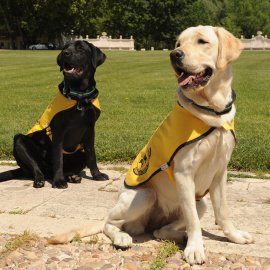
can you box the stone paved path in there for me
[0,233,269,269]
[0,164,269,269]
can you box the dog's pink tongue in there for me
[178,74,196,86]
[73,68,81,74]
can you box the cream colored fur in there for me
[49,26,253,265]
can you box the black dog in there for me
[0,40,109,188]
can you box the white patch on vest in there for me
[45,124,49,128]
[161,163,169,170]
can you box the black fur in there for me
[0,40,108,188]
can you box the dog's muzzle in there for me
[170,50,212,89]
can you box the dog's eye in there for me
[77,46,84,51]
[175,42,180,48]
[198,39,208,44]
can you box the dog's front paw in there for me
[93,172,109,181]
[113,232,133,249]
[183,243,205,265]
[225,230,254,244]
[52,180,68,189]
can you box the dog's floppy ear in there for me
[56,42,71,72]
[214,27,243,70]
[57,53,63,71]
[84,41,106,68]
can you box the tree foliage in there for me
[1,0,270,49]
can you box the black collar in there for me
[189,89,236,115]
[59,79,99,101]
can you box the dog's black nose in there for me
[170,49,185,60]
[63,49,71,57]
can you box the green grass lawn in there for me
[0,50,269,173]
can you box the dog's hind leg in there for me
[49,220,105,244]
[63,151,87,183]
[13,134,46,188]
[0,168,24,182]
[104,187,156,248]
[153,220,187,242]
[153,198,207,242]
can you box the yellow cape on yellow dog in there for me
[125,102,235,189]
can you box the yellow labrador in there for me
[49,26,254,265]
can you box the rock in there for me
[0,259,7,268]
[219,255,227,262]
[62,257,74,262]
[34,263,47,270]
[246,256,255,263]
[167,256,184,265]
[100,265,115,270]
[18,262,29,268]
[109,256,122,267]
[45,261,58,270]
[83,260,107,268]
[121,250,136,258]
[35,251,43,258]
[50,256,60,261]
[122,261,137,270]
[138,254,156,262]
[5,258,13,266]
[132,245,142,251]
[98,244,113,252]
[36,243,45,250]
[57,261,69,268]
[24,251,37,260]
[74,267,94,270]
[230,262,246,270]
[7,250,23,261]
[182,262,191,270]
[226,254,237,262]
[99,253,116,260]
[163,262,180,269]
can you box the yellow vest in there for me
[125,102,235,189]
[27,91,100,154]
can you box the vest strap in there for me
[191,89,236,115]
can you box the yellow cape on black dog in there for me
[125,102,235,189]
[27,91,100,154]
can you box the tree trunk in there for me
[17,17,24,49]
[0,4,14,49]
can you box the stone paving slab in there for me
[0,164,269,259]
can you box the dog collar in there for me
[61,79,98,100]
[190,89,236,115]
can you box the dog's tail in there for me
[0,168,24,182]
[48,220,105,244]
